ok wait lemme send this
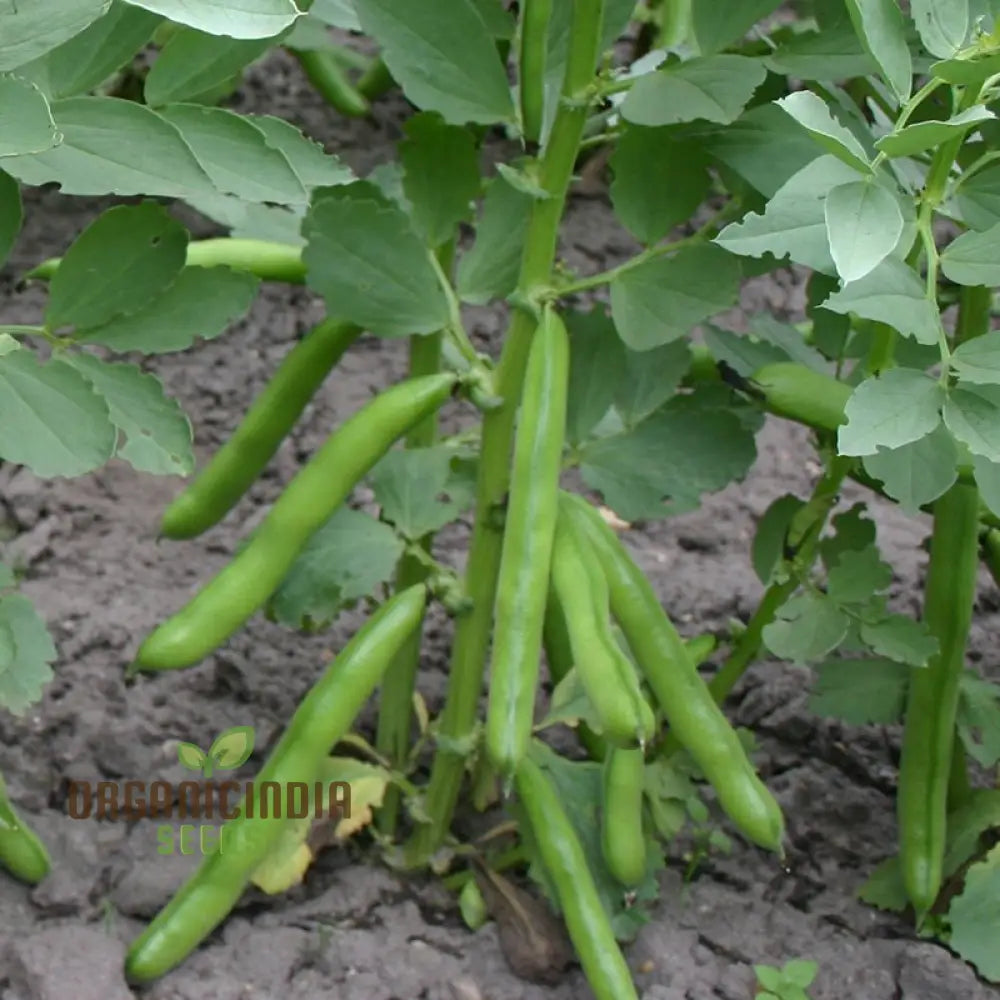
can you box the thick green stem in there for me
[941,284,993,810]
[406,0,605,864]
[28,239,306,284]
[376,244,453,837]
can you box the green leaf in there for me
[0,75,59,157]
[825,180,904,283]
[564,308,627,445]
[827,546,893,604]
[762,593,849,664]
[495,162,549,201]
[610,244,741,351]
[858,856,908,911]
[702,103,822,199]
[861,424,958,511]
[312,0,361,30]
[209,725,255,769]
[248,113,352,189]
[974,454,1000,517]
[0,594,56,715]
[752,494,804,584]
[303,187,450,337]
[176,742,206,770]
[716,155,907,276]
[64,354,193,476]
[911,0,970,58]
[809,658,909,723]
[703,325,788,377]
[468,0,515,38]
[456,175,532,305]
[932,49,1000,86]
[0,565,16,590]
[692,0,782,55]
[3,96,217,199]
[764,23,877,79]
[368,445,477,539]
[877,106,993,159]
[818,257,940,345]
[861,614,939,666]
[957,164,1000,231]
[951,332,1000,385]
[944,788,1000,877]
[399,113,480,248]
[610,128,711,246]
[46,203,188,331]
[353,0,514,125]
[81,266,259,353]
[621,55,767,127]
[745,313,832,371]
[775,90,872,174]
[838,369,944,456]
[947,843,1000,981]
[0,0,110,70]
[540,668,605,734]
[614,339,692,428]
[18,3,161,100]
[844,0,913,101]
[145,28,273,105]
[944,384,1000,462]
[0,349,115,477]
[158,104,307,205]
[940,217,1000,286]
[957,675,1000,769]
[581,388,757,520]
[821,502,877,571]
[269,507,405,629]
[0,170,21,269]
[121,0,297,38]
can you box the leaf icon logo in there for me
[177,727,254,778]
[177,742,208,774]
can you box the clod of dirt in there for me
[471,862,574,985]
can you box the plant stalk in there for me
[376,243,454,836]
[406,0,606,864]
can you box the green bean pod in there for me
[750,362,851,434]
[0,775,50,885]
[290,49,370,117]
[549,507,656,747]
[518,0,553,143]
[560,492,784,853]
[486,307,569,777]
[516,756,639,1000]
[162,319,362,540]
[135,373,457,671]
[542,585,608,760]
[899,481,980,917]
[126,584,427,982]
[601,746,647,887]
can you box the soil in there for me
[0,50,997,1000]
